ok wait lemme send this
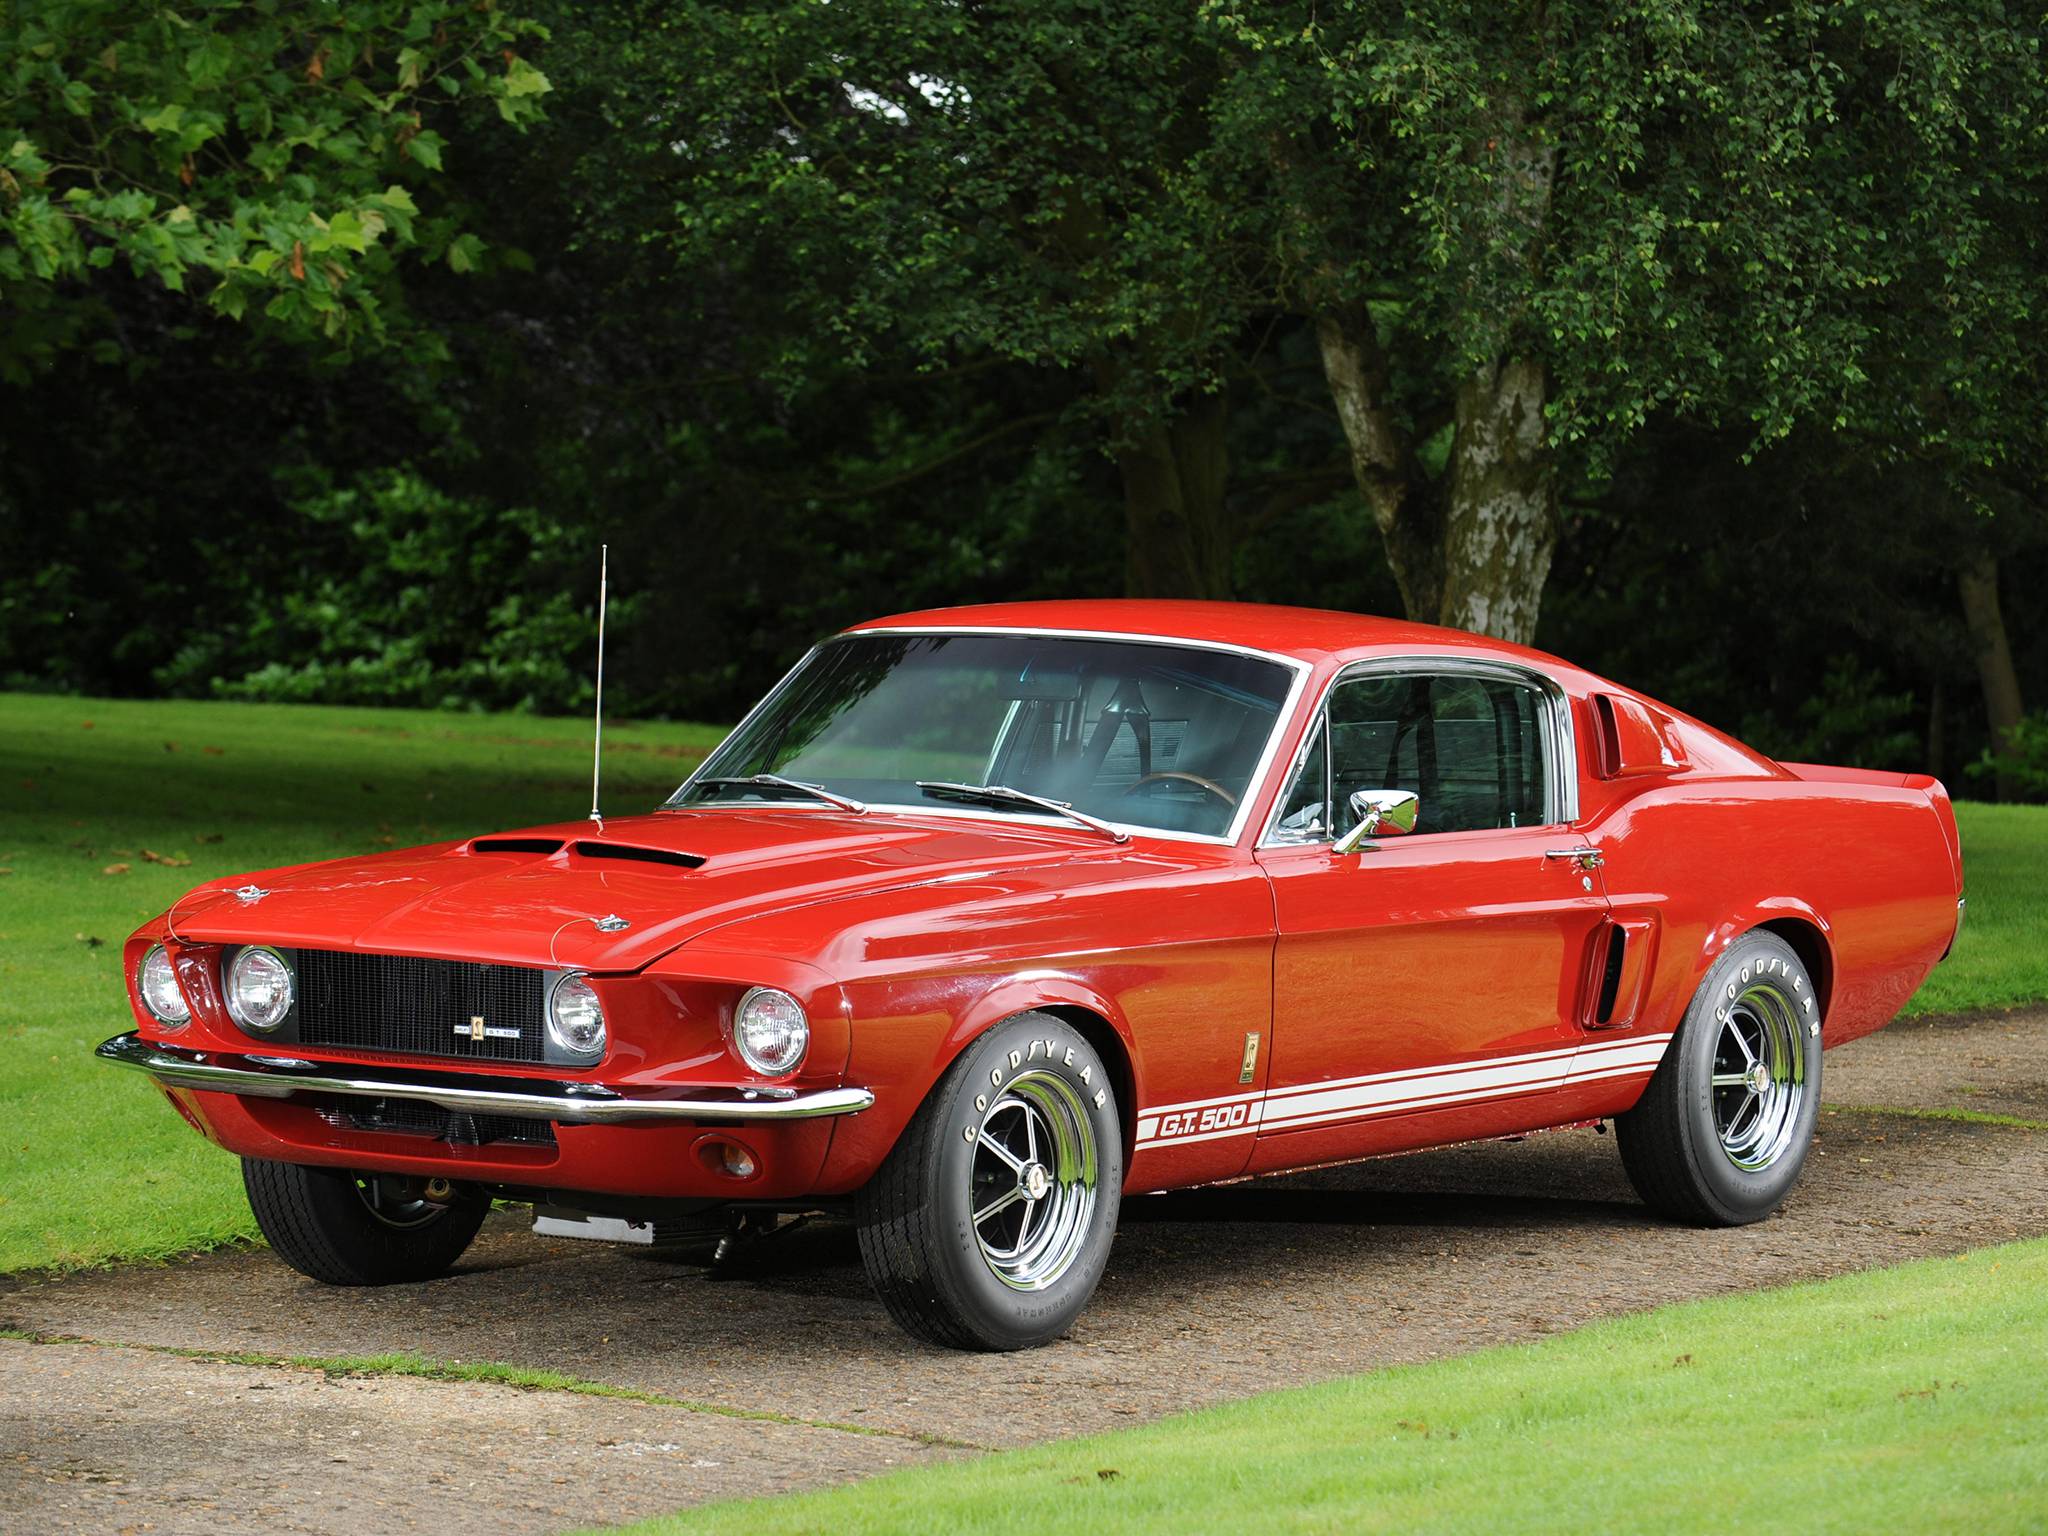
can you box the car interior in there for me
[688,634,1295,838]
[1274,671,1552,842]
[985,663,1281,835]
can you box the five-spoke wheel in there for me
[1708,980,1808,1172]
[969,1070,1100,1291]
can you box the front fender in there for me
[938,969,1137,1069]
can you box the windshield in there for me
[671,632,1298,838]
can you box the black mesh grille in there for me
[315,1096,556,1146]
[294,949,546,1063]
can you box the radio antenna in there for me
[589,543,608,827]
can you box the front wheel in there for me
[243,1158,487,1285]
[855,1011,1123,1350]
[1616,931,1823,1226]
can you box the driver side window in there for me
[1272,669,1554,842]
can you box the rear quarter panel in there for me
[1594,773,1962,1049]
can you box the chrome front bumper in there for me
[96,1032,875,1125]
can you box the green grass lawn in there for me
[0,692,726,1273]
[618,1237,2048,1536]
[0,690,2040,1272]
[1905,801,2048,1016]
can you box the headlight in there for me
[732,987,808,1077]
[225,946,294,1032]
[138,944,190,1027]
[547,972,607,1059]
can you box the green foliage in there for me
[0,0,551,376]
[157,469,601,712]
[1213,1,2048,484]
[1743,657,1922,772]
[1,0,2043,766]
[1969,713,2048,802]
[582,0,2047,477]
[558,0,2048,633]
[566,2,1256,434]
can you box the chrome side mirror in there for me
[1334,789,1419,853]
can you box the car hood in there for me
[162,809,1120,972]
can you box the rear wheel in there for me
[855,1011,1123,1350]
[1616,932,1823,1225]
[243,1158,487,1285]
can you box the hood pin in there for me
[595,913,631,933]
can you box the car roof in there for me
[844,599,1578,674]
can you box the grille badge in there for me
[457,1016,522,1042]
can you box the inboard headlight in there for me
[138,944,190,1027]
[547,972,607,1059]
[732,987,808,1077]
[225,946,294,1033]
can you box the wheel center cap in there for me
[1021,1162,1052,1201]
[1746,1062,1772,1094]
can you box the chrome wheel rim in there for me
[969,1069,1098,1292]
[1710,982,1806,1172]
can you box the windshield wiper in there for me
[915,781,1130,844]
[692,773,868,814]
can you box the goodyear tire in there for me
[855,1011,1123,1350]
[1616,932,1823,1226]
[243,1158,487,1285]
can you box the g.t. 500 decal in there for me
[1152,1100,1253,1139]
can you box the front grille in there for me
[294,949,547,1064]
[315,1096,556,1147]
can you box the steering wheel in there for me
[1119,771,1238,809]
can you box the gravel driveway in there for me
[4,1007,2044,1535]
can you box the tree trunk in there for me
[1314,306,1441,621]
[1957,552,2025,800]
[1311,109,1557,642]
[1438,356,1557,646]
[1115,389,1234,599]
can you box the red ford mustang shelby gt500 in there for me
[102,601,1966,1350]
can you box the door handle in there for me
[1544,846,1605,871]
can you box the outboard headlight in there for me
[137,944,190,1027]
[731,987,809,1077]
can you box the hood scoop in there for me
[570,841,705,871]
[461,836,704,871]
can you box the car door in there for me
[1248,659,1612,1174]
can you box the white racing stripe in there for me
[1134,1032,1673,1150]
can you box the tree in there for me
[556,2,1273,599]
[0,0,551,378]
[1214,1,2048,646]
[5,0,2041,786]
[564,1,2045,645]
